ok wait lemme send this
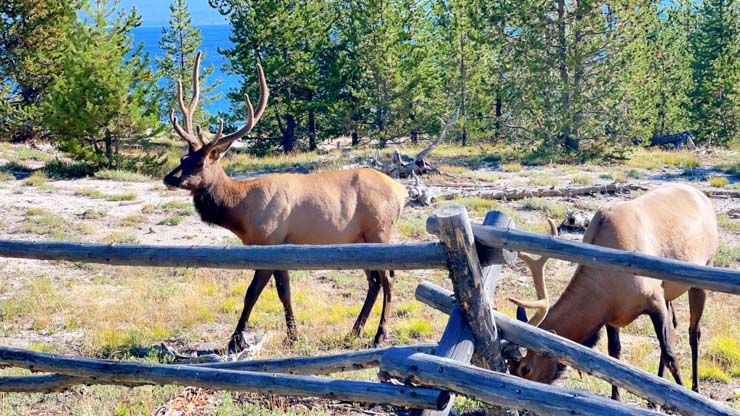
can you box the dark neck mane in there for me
[192,189,231,226]
[191,172,248,228]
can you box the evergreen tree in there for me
[688,0,738,144]
[43,0,160,169]
[157,0,220,127]
[0,0,78,141]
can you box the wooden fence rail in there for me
[0,344,438,393]
[381,348,662,416]
[0,240,447,271]
[427,218,740,294]
[415,281,739,416]
[0,347,449,410]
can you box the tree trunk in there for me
[494,96,502,141]
[104,129,113,169]
[459,1,467,147]
[308,110,317,151]
[351,130,359,146]
[282,115,296,154]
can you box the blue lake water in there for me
[131,24,239,115]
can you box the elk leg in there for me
[648,299,684,386]
[372,271,395,346]
[352,270,382,338]
[274,270,298,346]
[688,288,706,393]
[606,325,622,401]
[657,300,676,379]
[228,269,273,353]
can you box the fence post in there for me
[413,207,514,416]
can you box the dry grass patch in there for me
[18,208,92,240]
[118,213,147,227]
[102,232,140,245]
[520,198,566,218]
[571,173,594,185]
[94,169,150,182]
[708,176,729,187]
[528,174,558,187]
[21,171,47,186]
[626,149,701,170]
[500,162,522,172]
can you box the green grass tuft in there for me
[717,214,740,232]
[714,245,739,268]
[22,171,47,186]
[158,215,183,226]
[520,198,566,218]
[626,169,646,179]
[74,188,137,201]
[698,365,731,383]
[102,232,140,245]
[500,162,522,172]
[94,169,151,182]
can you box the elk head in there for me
[506,218,566,383]
[164,51,269,191]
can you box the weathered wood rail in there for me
[428,217,740,294]
[0,347,449,410]
[0,204,738,416]
[0,240,447,270]
[415,280,739,416]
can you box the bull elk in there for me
[509,183,719,400]
[163,52,407,353]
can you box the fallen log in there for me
[442,182,648,201]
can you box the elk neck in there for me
[537,265,610,348]
[191,165,252,232]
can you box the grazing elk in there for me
[509,183,719,400]
[163,52,407,353]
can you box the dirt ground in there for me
[0,144,738,414]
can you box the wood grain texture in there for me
[0,347,449,410]
[426,219,740,294]
[381,349,661,416]
[0,240,447,271]
[415,281,739,416]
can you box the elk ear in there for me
[516,306,529,322]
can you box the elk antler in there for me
[509,218,559,326]
[170,51,205,151]
[170,52,269,154]
[209,63,269,153]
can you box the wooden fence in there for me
[0,205,737,416]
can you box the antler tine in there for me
[213,63,269,150]
[171,52,205,150]
[509,219,559,326]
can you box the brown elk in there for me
[163,52,407,353]
[509,183,719,400]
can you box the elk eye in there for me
[522,366,531,376]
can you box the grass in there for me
[626,169,646,179]
[625,149,701,170]
[0,170,15,181]
[18,208,93,240]
[21,171,47,186]
[528,173,558,187]
[14,147,53,162]
[74,188,137,201]
[520,198,566,218]
[119,213,147,227]
[714,245,739,268]
[103,231,139,244]
[449,196,502,218]
[717,214,740,232]
[708,176,729,187]
[571,173,594,185]
[94,169,151,182]
[500,162,522,172]
[158,215,183,226]
[699,365,731,383]
[396,217,428,240]
[706,335,740,370]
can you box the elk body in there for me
[163,53,407,353]
[510,183,719,400]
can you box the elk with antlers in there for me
[509,184,719,400]
[163,52,407,353]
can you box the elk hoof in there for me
[227,333,246,354]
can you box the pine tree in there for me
[688,0,738,144]
[43,0,159,169]
[0,0,78,141]
[157,0,220,127]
